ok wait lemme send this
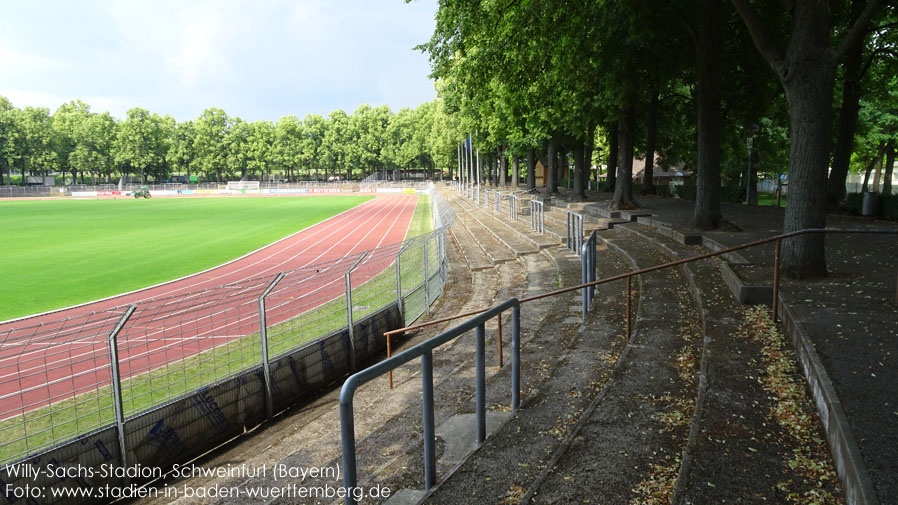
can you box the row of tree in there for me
[419,0,897,279]
[0,97,459,185]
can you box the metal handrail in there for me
[344,226,896,503]
[382,227,897,341]
[340,299,521,504]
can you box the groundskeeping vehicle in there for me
[133,186,152,199]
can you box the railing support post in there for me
[345,252,367,371]
[582,243,590,322]
[773,238,782,322]
[497,314,504,369]
[340,396,358,505]
[258,272,285,419]
[512,304,521,411]
[626,275,632,339]
[108,303,137,474]
[422,350,437,489]
[475,322,486,444]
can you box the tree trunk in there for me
[693,0,723,230]
[747,150,759,205]
[584,138,594,191]
[499,145,507,187]
[776,5,840,277]
[512,155,519,188]
[643,91,659,194]
[527,149,536,190]
[862,142,884,192]
[826,0,866,207]
[560,148,569,189]
[606,122,618,192]
[873,149,884,192]
[547,143,557,194]
[611,104,638,210]
[884,141,895,196]
[573,138,586,200]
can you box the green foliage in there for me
[844,192,864,214]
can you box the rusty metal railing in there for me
[382,227,897,386]
[350,227,896,499]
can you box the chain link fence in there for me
[0,187,454,471]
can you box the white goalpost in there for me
[227,181,261,191]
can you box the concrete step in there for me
[450,196,540,256]
[458,196,558,250]
[456,214,516,264]
[448,221,493,271]
[421,227,706,504]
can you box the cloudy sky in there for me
[0,0,439,122]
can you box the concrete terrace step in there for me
[450,196,540,256]
[458,195,558,250]
[422,227,705,504]
[448,221,493,271]
[617,223,845,503]
[455,213,516,264]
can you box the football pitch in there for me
[0,196,375,321]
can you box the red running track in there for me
[0,194,417,420]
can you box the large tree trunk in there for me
[747,150,760,205]
[826,0,867,207]
[606,122,618,192]
[884,141,895,195]
[512,155,519,188]
[693,0,723,230]
[611,104,638,210]
[781,62,835,278]
[499,144,507,186]
[527,149,536,190]
[572,138,586,200]
[643,91,659,194]
[733,0,883,279]
[584,138,594,191]
[547,143,557,194]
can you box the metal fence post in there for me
[345,252,367,371]
[773,238,782,322]
[476,323,486,444]
[258,272,285,419]
[422,350,436,489]
[582,242,589,322]
[567,211,572,252]
[108,303,137,472]
[396,246,405,321]
[423,237,431,316]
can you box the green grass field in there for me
[757,192,787,207]
[0,196,374,321]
